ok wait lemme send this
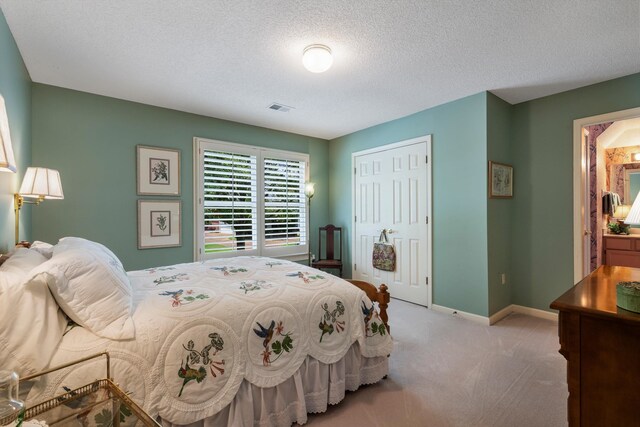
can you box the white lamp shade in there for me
[614,204,631,219]
[302,45,333,73]
[305,182,315,198]
[19,167,64,199]
[0,95,17,173]
[625,193,640,225]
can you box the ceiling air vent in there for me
[268,103,294,113]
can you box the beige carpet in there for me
[305,299,568,427]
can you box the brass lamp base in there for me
[14,193,43,245]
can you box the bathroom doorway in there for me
[573,107,640,283]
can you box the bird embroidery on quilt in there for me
[210,266,248,276]
[361,301,387,338]
[253,320,293,366]
[145,266,176,274]
[318,301,346,342]
[265,261,284,268]
[286,271,325,283]
[158,289,209,307]
[154,273,189,285]
[177,333,226,397]
[238,280,273,294]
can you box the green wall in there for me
[511,72,640,311]
[487,93,513,315]
[0,8,31,253]
[32,84,329,270]
[329,92,490,316]
[328,72,640,317]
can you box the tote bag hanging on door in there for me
[372,229,396,271]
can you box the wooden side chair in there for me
[311,224,343,277]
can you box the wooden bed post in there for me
[378,284,390,334]
[346,280,391,333]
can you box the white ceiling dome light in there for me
[302,44,333,73]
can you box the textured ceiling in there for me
[1,1,639,140]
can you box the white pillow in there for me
[0,252,68,376]
[30,241,54,259]
[31,245,135,340]
[55,237,124,270]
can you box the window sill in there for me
[280,253,309,263]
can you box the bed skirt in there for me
[159,342,388,427]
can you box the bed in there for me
[0,238,393,426]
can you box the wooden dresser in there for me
[603,233,640,267]
[550,266,640,427]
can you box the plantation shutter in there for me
[202,149,258,254]
[263,157,307,252]
[196,138,309,260]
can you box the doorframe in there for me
[351,135,433,307]
[573,107,640,284]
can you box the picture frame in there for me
[489,161,513,198]
[137,145,181,195]
[138,200,182,249]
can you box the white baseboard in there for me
[433,303,559,326]
[488,305,514,325]
[489,304,558,325]
[431,304,490,326]
[510,304,558,321]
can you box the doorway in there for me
[351,135,432,306]
[573,107,640,283]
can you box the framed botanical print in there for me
[489,161,513,198]
[137,145,181,195]
[138,200,182,249]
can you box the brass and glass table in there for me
[1,353,159,427]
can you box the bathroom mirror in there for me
[624,168,640,204]
[610,163,640,204]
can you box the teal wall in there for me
[327,72,640,317]
[487,93,513,315]
[31,84,329,270]
[0,8,31,253]
[511,72,640,311]
[329,93,490,316]
[9,1,639,316]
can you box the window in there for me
[195,138,309,260]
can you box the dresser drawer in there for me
[604,237,634,251]
[606,249,640,268]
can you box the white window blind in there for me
[203,150,258,255]
[264,157,307,250]
[195,138,309,260]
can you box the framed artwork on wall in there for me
[489,161,513,198]
[137,145,181,195]
[138,200,182,249]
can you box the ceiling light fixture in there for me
[302,44,333,73]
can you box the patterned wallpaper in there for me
[587,123,612,272]
[605,144,640,192]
